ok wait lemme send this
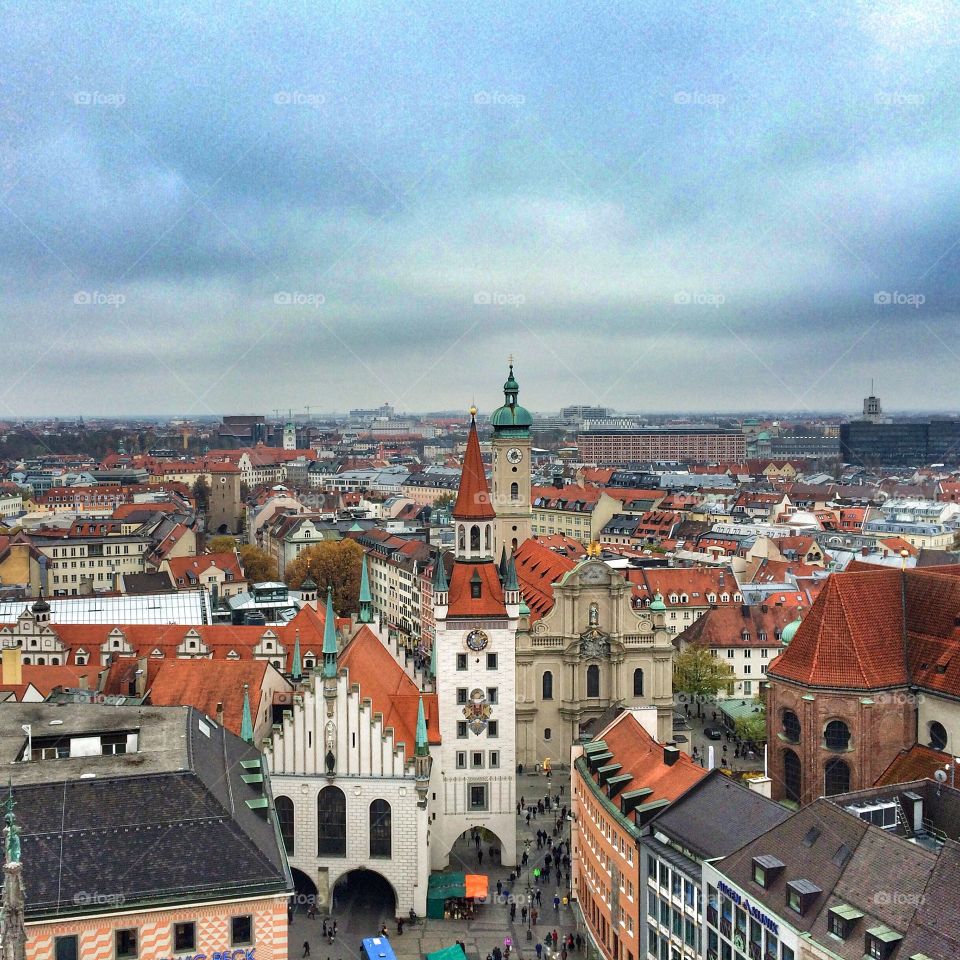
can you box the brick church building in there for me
[765,565,960,805]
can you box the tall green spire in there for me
[504,552,519,593]
[429,637,438,680]
[322,585,338,678]
[358,554,374,623]
[291,629,302,681]
[240,684,254,743]
[415,695,429,757]
[432,554,448,593]
[498,545,508,581]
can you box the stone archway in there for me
[443,826,510,874]
[332,868,397,929]
[290,867,319,915]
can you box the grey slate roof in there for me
[650,769,792,860]
[3,703,290,919]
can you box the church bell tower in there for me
[490,362,533,552]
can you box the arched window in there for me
[470,526,481,552]
[458,526,465,551]
[510,482,519,501]
[782,710,800,743]
[586,664,600,698]
[317,786,346,857]
[633,669,644,697]
[824,720,851,751]
[485,525,491,551]
[542,671,553,700]
[783,749,801,804]
[370,799,392,859]
[824,759,850,796]
[275,795,295,855]
[929,721,948,751]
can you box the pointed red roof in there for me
[453,417,496,521]
[447,562,506,617]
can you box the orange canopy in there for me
[464,874,488,899]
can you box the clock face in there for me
[465,629,489,652]
[506,447,523,464]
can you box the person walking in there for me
[333,921,338,939]
[522,850,529,866]
[497,879,503,896]
[532,907,538,926]
[553,894,560,912]
[521,906,528,923]
[302,942,311,958]
[535,944,543,960]
[478,848,483,865]
[510,902,517,921]
[397,918,404,935]
[322,919,327,937]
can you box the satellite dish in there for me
[934,769,948,783]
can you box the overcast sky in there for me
[1,1,959,418]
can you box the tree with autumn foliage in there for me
[285,539,364,616]
[207,534,238,554]
[673,646,736,717]
[238,544,279,583]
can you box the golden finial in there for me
[469,405,478,417]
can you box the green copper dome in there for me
[649,592,666,612]
[781,615,802,646]
[490,363,533,434]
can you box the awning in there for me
[426,947,467,960]
[464,874,488,899]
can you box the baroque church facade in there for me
[259,365,674,914]
[486,366,676,766]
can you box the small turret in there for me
[414,696,432,808]
[322,586,339,680]
[358,554,374,624]
[299,574,317,604]
[432,553,449,607]
[291,629,302,682]
[240,683,254,743]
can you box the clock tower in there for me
[432,408,518,868]
[490,362,533,552]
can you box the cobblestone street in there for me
[289,768,583,960]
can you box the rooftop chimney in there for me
[664,742,680,766]
[216,701,224,726]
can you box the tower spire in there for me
[322,586,339,678]
[415,695,429,757]
[240,684,254,743]
[358,554,374,623]
[291,629,302,681]
[2,781,27,960]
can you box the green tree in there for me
[673,646,736,717]
[207,534,238,554]
[434,492,455,510]
[238,544,279,583]
[192,476,211,514]
[285,539,364,615]
[734,707,767,746]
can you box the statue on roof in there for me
[4,783,20,865]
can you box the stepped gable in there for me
[338,625,440,758]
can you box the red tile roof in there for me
[874,744,955,786]
[453,419,496,520]
[514,539,578,621]
[0,664,96,700]
[166,551,244,584]
[597,711,707,805]
[339,625,441,758]
[767,568,909,689]
[146,659,280,737]
[447,561,506,617]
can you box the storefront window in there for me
[671,873,682,898]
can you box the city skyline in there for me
[2,2,959,416]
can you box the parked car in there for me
[703,726,724,740]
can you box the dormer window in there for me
[751,855,784,889]
[864,928,902,959]
[470,571,482,599]
[827,905,863,941]
[786,879,821,916]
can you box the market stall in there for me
[425,873,489,919]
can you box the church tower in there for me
[432,409,518,868]
[490,363,533,552]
